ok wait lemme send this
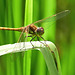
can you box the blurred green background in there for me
[0,0,75,75]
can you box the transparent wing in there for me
[32,10,70,27]
[16,10,70,43]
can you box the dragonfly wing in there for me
[32,10,70,27]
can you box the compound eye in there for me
[37,27,44,35]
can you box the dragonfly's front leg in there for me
[30,35,36,48]
[40,36,54,52]
[37,36,46,46]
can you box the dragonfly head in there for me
[36,27,44,35]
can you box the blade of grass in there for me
[12,0,25,75]
[23,0,33,75]
[6,0,15,75]
[0,1,7,75]
[33,1,46,75]
[0,41,61,75]
[40,47,58,75]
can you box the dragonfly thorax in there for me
[36,27,44,35]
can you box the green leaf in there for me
[0,41,61,75]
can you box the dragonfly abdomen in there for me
[0,27,21,31]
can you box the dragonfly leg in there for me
[22,35,33,49]
[37,36,46,45]
[40,36,46,41]
[40,36,51,50]
[30,36,36,48]
[19,35,33,50]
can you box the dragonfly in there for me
[0,10,70,49]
